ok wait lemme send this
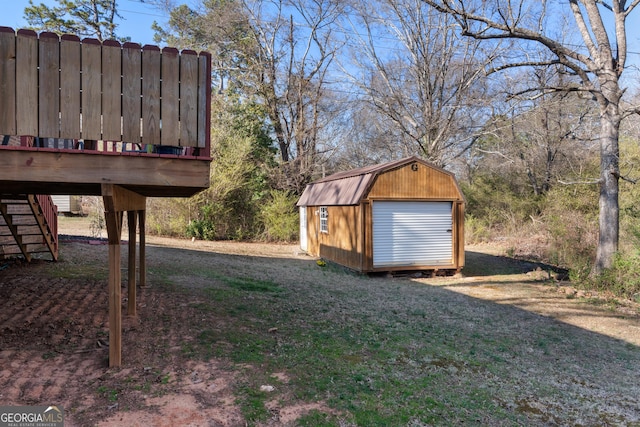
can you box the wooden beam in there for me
[16,30,38,136]
[0,150,210,196]
[103,204,122,367]
[127,210,137,317]
[0,28,17,135]
[102,184,146,212]
[103,186,147,367]
[138,210,146,288]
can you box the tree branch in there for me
[612,171,638,184]
[487,59,562,75]
[423,1,598,72]
[557,178,601,185]
[621,104,640,119]
[624,0,640,17]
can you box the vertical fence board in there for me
[60,35,81,139]
[122,42,141,144]
[81,39,102,140]
[197,53,209,150]
[161,47,179,146]
[179,51,197,147]
[2,29,210,154]
[102,40,121,141]
[141,46,160,146]
[38,33,60,138]
[0,28,16,135]
[16,30,38,136]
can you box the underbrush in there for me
[593,252,640,302]
[462,172,640,300]
[146,190,299,243]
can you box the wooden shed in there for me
[297,156,465,273]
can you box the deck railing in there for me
[35,194,58,255]
[0,27,211,158]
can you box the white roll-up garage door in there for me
[373,201,453,268]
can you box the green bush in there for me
[186,218,216,240]
[540,183,598,270]
[259,190,299,242]
[464,214,492,244]
[146,198,196,237]
[461,175,544,236]
[594,251,640,299]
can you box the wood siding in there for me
[305,205,363,271]
[301,159,465,273]
[0,27,210,148]
[366,162,462,201]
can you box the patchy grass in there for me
[145,245,640,426]
[7,220,639,425]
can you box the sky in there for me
[3,0,171,46]
[3,0,640,71]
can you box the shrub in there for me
[594,251,640,299]
[146,198,195,237]
[186,218,216,241]
[464,214,492,244]
[461,174,544,242]
[540,183,598,270]
[259,190,299,242]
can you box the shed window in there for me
[320,207,328,233]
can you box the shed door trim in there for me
[299,206,308,251]
[372,201,453,268]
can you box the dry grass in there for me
[0,217,639,426]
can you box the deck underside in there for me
[0,150,211,197]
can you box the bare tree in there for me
[154,0,345,193]
[474,66,599,196]
[420,0,640,274]
[344,0,499,167]
[334,101,413,169]
[242,0,345,191]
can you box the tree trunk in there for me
[593,104,621,275]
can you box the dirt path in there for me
[0,218,638,426]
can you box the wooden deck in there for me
[0,27,212,367]
[0,27,212,197]
[0,145,210,197]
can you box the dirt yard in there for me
[1,217,639,426]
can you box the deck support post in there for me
[127,210,137,316]
[138,210,146,288]
[102,184,146,368]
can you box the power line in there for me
[117,1,640,59]
[119,8,167,18]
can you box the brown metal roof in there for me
[297,156,447,206]
[296,173,374,206]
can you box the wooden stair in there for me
[0,194,59,261]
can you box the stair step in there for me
[18,235,47,244]
[4,206,35,215]
[0,198,28,203]
[14,225,43,235]
[0,245,23,255]
[0,235,19,245]
[2,216,38,226]
[0,194,58,261]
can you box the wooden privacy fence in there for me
[0,27,211,153]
